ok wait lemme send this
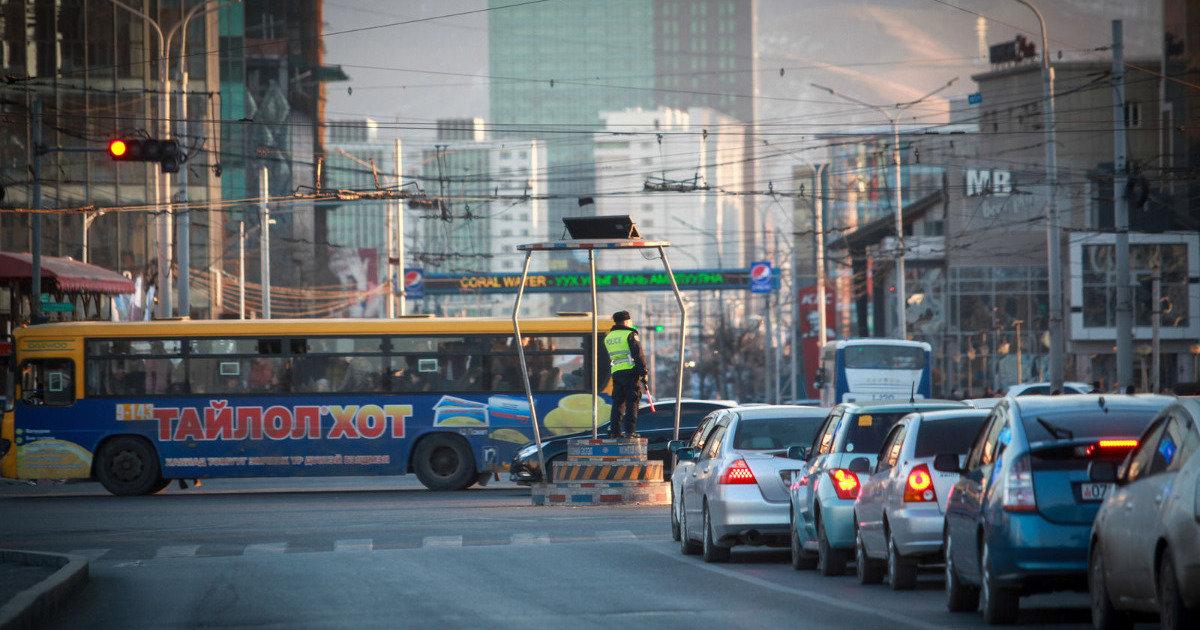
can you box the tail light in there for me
[1085,439,1138,458]
[827,468,861,500]
[1001,453,1037,512]
[720,459,757,485]
[903,463,937,503]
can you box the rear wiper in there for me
[1036,417,1074,440]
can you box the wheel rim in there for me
[703,509,711,552]
[430,446,459,477]
[887,539,897,583]
[110,449,143,483]
[856,535,867,580]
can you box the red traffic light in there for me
[108,139,128,158]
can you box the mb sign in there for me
[965,168,1012,197]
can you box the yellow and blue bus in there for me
[0,316,612,495]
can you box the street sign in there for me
[420,268,781,295]
[41,301,74,313]
[967,92,982,105]
[749,261,773,294]
[404,269,425,299]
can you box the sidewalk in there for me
[0,550,88,630]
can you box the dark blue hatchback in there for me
[938,395,1174,625]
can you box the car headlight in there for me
[517,444,540,459]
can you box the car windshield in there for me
[733,415,824,451]
[915,416,989,457]
[1020,409,1161,442]
[843,345,926,370]
[839,412,910,454]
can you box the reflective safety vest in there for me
[604,329,635,373]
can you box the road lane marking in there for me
[243,542,288,555]
[511,533,551,545]
[598,530,638,542]
[422,535,463,547]
[640,542,955,630]
[68,549,110,561]
[154,545,200,559]
[335,539,374,552]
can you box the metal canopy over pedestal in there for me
[511,238,687,482]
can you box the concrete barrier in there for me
[0,550,89,630]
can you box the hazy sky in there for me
[322,0,1161,137]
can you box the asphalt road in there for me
[0,476,1150,629]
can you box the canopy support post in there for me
[512,250,547,481]
[589,248,599,439]
[659,246,686,441]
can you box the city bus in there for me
[814,338,932,406]
[0,316,612,495]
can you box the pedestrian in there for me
[604,310,648,438]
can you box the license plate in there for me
[1078,482,1108,502]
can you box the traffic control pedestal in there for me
[530,437,670,506]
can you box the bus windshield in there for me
[844,345,926,370]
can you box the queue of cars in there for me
[667,394,1200,629]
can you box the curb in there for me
[0,550,89,630]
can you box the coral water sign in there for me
[423,268,780,295]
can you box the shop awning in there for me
[0,252,135,294]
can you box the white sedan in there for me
[676,405,826,562]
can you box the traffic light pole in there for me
[30,98,43,324]
[174,87,190,317]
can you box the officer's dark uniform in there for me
[604,311,647,438]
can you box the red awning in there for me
[0,252,135,294]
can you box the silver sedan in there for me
[852,409,990,588]
[676,405,826,563]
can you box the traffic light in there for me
[107,138,181,173]
[652,325,665,333]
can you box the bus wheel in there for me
[413,434,476,491]
[95,437,165,496]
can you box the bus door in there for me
[11,356,90,479]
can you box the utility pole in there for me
[238,220,246,320]
[385,181,396,318]
[789,219,800,402]
[395,138,406,316]
[1113,19,1133,389]
[174,86,190,317]
[30,98,43,324]
[815,163,828,350]
[1151,249,1162,392]
[890,117,906,339]
[1013,0,1063,390]
[259,166,271,319]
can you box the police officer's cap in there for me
[612,310,631,323]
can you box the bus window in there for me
[86,339,186,396]
[19,359,75,406]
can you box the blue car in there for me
[787,400,967,576]
[939,394,1173,625]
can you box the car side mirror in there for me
[667,439,687,453]
[676,447,700,462]
[1087,460,1118,484]
[787,445,809,461]
[933,453,964,474]
[847,457,871,474]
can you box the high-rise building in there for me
[0,0,224,314]
[488,0,756,250]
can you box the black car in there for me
[509,399,736,484]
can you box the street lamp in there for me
[1009,0,1062,391]
[811,78,957,339]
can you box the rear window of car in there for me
[1020,409,1162,442]
[839,412,910,454]
[915,416,989,457]
[733,415,824,451]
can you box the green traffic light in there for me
[653,325,665,332]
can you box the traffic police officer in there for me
[604,310,648,438]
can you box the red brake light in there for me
[828,468,861,500]
[903,464,937,503]
[720,459,757,485]
[1001,453,1037,512]
[1085,439,1138,458]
